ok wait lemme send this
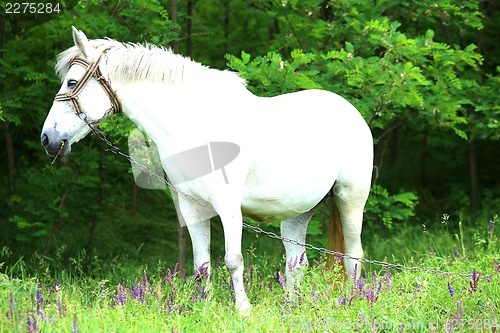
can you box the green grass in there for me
[1,216,499,332]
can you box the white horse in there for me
[41,27,373,315]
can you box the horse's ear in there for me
[72,26,90,57]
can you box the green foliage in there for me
[364,185,418,229]
[227,21,484,139]
[226,49,321,96]
[0,0,498,277]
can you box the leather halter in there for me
[54,50,121,117]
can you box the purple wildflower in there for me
[489,219,494,233]
[26,314,32,333]
[167,296,173,313]
[448,281,455,297]
[288,257,298,274]
[10,293,15,311]
[72,314,78,333]
[276,270,286,287]
[118,290,126,305]
[214,256,222,270]
[311,285,318,303]
[50,315,55,324]
[299,251,307,266]
[494,259,500,274]
[139,282,145,303]
[181,269,187,282]
[416,283,422,293]
[132,281,139,299]
[230,278,235,302]
[376,279,383,294]
[469,269,482,293]
[352,264,358,281]
[196,262,209,278]
[385,266,392,291]
[36,286,43,311]
[39,309,46,322]
[191,282,200,303]
[57,299,62,315]
[364,286,378,305]
[32,313,38,331]
[356,277,365,292]
[453,246,459,258]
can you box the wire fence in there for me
[82,118,473,279]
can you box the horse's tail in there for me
[326,194,346,279]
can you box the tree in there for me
[0,0,498,273]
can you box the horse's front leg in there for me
[187,219,211,279]
[219,208,251,316]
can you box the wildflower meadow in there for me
[1,216,498,332]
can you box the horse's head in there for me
[41,27,120,156]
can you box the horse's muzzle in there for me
[41,129,71,157]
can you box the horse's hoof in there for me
[237,299,251,317]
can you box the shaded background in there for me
[0,0,498,277]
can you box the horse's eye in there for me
[67,79,78,89]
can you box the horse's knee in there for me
[225,253,243,273]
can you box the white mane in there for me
[55,38,246,87]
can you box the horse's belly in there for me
[241,194,323,222]
[241,156,340,222]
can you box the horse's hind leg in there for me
[280,209,315,286]
[333,181,370,280]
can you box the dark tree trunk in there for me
[88,144,104,248]
[3,122,16,194]
[469,137,480,210]
[177,219,186,271]
[223,0,230,56]
[0,12,15,194]
[186,0,194,57]
[169,0,179,53]
[170,0,187,272]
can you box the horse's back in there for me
[240,89,372,222]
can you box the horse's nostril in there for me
[42,133,49,147]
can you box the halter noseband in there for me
[54,50,121,117]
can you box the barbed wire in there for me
[82,118,472,279]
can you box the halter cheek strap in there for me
[54,50,122,117]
